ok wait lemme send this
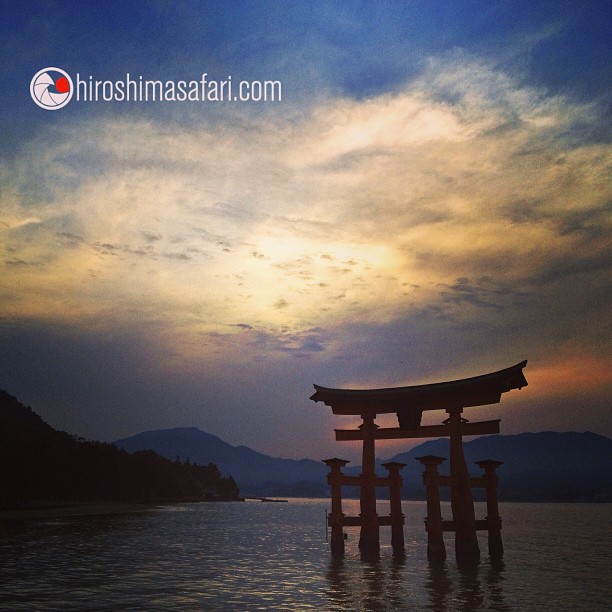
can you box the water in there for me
[1,500,610,610]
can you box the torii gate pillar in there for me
[382,461,406,554]
[417,455,446,562]
[476,459,504,559]
[323,458,349,557]
[358,414,380,554]
[448,407,480,561]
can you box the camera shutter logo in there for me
[30,67,74,110]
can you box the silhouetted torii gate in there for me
[311,360,528,562]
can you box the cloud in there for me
[1,52,610,452]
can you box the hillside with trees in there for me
[117,426,612,502]
[0,390,240,509]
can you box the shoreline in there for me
[0,502,160,521]
[0,497,247,521]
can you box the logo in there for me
[30,67,73,110]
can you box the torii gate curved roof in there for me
[311,360,528,415]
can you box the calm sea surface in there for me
[1,499,610,610]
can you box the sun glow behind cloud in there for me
[1,53,610,431]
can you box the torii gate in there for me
[311,360,528,562]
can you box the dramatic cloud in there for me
[1,52,610,457]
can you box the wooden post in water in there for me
[447,408,480,562]
[323,458,350,557]
[358,414,380,555]
[382,461,406,555]
[417,455,447,562]
[475,459,504,559]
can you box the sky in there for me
[0,0,610,462]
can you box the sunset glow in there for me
[1,1,609,461]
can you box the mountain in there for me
[114,427,329,495]
[115,427,612,502]
[380,431,612,502]
[0,391,240,507]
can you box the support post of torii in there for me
[417,455,446,562]
[358,414,380,554]
[476,459,504,559]
[382,461,406,555]
[323,458,349,557]
[448,408,480,562]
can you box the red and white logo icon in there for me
[30,67,73,110]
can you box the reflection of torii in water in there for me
[312,360,528,562]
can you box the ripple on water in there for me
[1,500,610,610]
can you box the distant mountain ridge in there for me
[369,431,612,502]
[114,427,612,502]
[7,386,608,504]
[114,427,328,494]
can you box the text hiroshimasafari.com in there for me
[75,73,282,102]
